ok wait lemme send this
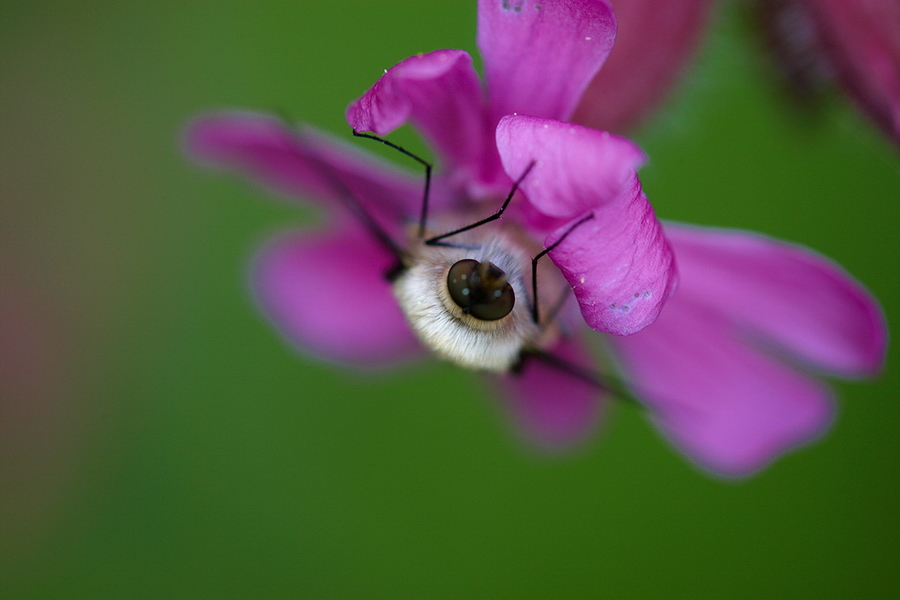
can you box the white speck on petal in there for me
[585,36,592,41]
[580,277,585,284]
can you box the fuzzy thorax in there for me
[392,234,543,373]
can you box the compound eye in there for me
[447,259,515,321]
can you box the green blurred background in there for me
[1,1,897,598]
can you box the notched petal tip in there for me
[182,111,284,166]
[182,110,426,220]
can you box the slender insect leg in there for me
[514,349,638,406]
[515,349,609,391]
[425,161,536,246]
[278,125,408,268]
[541,284,575,330]
[352,130,433,239]
[531,213,595,326]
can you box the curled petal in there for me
[662,223,887,377]
[495,115,646,221]
[184,111,427,223]
[611,298,835,478]
[490,336,607,449]
[495,115,671,335]
[478,0,617,122]
[573,0,715,132]
[346,50,503,193]
[252,226,422,369]
[545,178,676,336]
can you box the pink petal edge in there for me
[663,222,887,377]
[612,294,836,478]
[184,111,425,222]
[251,225,422,369]
[610,223,886,477]
[490,336,607,450]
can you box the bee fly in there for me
[327,129,604,387]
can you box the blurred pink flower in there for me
[185,0,885,477]
[760,0,900,144]
[576,0,900,144]
[573,0,717,133]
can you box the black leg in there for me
[352,130,433,239]
[531,213,595,325]
[425,161,536,246]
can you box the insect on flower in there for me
[185,0,886,477]
[344,130,600,381]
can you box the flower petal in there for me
[663,223,887,377]
[496,116,672,335]
[573,0,715,132]
[495,115,646,220]
[545,178,676,336]
[184,111,426,222]
[490,336,607,449]
[251,226,421,368]
[611,296,835,478]
[610,223,887,477]
[478,0,617,122]
[345,50,504,194]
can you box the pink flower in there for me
[184,0,886,477]
[760,0,900,145]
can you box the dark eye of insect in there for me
[447,259,515,321]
